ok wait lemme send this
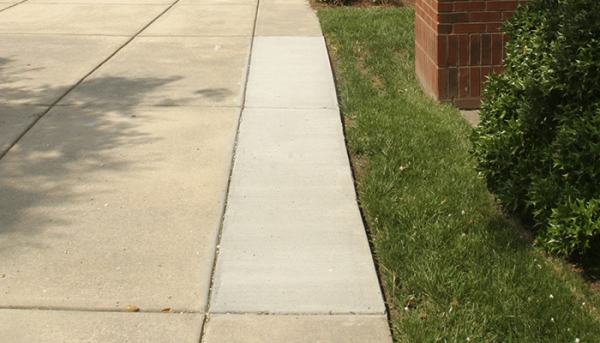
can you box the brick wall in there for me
[415,0,527,109]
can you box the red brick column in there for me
[415,0,527,109]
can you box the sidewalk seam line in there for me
[206,312,387,316]
[0,0,27,13]
[0,33,253,38]
[0,306,203,314]
[199,0,261,341]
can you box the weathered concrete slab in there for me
[0,106,240,312]
[255,2,322,37]
[0,105,46,157]
[210,108,384,314]
[27,0,173,3]
[141,4,256,37]
[0,309,204,343]
[0,35,129,105]
[60,37,251,107]
[178,0,257,4]
[244,36,338,109]
[0,4,169,36]
[202,314,393,343]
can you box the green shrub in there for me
[542,198,600,260]
[471,0,600,261]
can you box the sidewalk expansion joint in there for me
[0,0,27,13]
[200,0,261,340]
[52,103,244,109]
[243,105,338,110]
[0,306,204,315]
[206,312,387,317]
[0,33,135,38]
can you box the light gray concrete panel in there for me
[0,35,129,105]
[210,108,385,314]
[0,4,169,35]
[0,105,47,156]
[244,36,338,109]
[259,0,312,4]
[141,4,256,37]
[255,2,322,37]
[461,110,480,127]
[0,309,203,343]
[202,314,393,343]
[61,37,251,107]
[0,106,240,311]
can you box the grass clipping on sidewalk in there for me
[317,7,600,342]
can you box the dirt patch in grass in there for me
[356,50,385,91]
[349,151,368,186]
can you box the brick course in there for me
[414,0,528,108]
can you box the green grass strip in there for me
[318,7,600,342]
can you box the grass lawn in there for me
[316,7,600,342]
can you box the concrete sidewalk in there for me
[0,0,392,342]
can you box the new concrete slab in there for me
[0,106,240,311]
[60,37,251,107]
[210,108,384,314]
[0,34,129,105]
[0,4,170,36]
[255,2,322,37]
[202,314,393,343]
[141,3,257,37]
[0,309,204,343]
[0,105,46,156]
[244,36,338,109]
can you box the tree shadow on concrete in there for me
[0,55,66,106]
[195,88,234,103]
[0,58,194,255]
